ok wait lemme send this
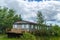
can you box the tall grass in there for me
[0,34,60,40]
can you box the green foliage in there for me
[51,25,60,36]
[37,11,44,24]
[21,33,36,40]
[36,11,48,36]
[36,11,60,36]
[43,24,60,36]
[0,34,60,40]
[0,7,22,33]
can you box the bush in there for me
[21,32,36,40]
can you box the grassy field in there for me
[0,34,19,40]
[36,36,60,40]
[0,34,60,40]
[1,36,60,40]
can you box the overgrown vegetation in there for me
[0,7,60,40]
[36,11,60,36]
[0,34,60,40]
[20,32,36,40]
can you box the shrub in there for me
[21,32,36,40]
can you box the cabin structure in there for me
[6,20,50,37]
[13,20,40,32]
[6,20,40,37]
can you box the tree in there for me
[0,7,22,33]
[37,11,47,36]
[37,11,44,24]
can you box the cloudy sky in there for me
[0,0,60,25]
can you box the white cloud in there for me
[0,0,7,6]
[54,13,60,21]
[0,0,60,24]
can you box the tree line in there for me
[0,7,22,33]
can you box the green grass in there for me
[0,34,60,40]
[36,36,60,40]
[0,34,27,40]
[0,38,19,40]
[0,36,21,40]
[0,34,21,40]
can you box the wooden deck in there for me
[6,28,39,37]
[6,28,27,38]
[6,28,28,33]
